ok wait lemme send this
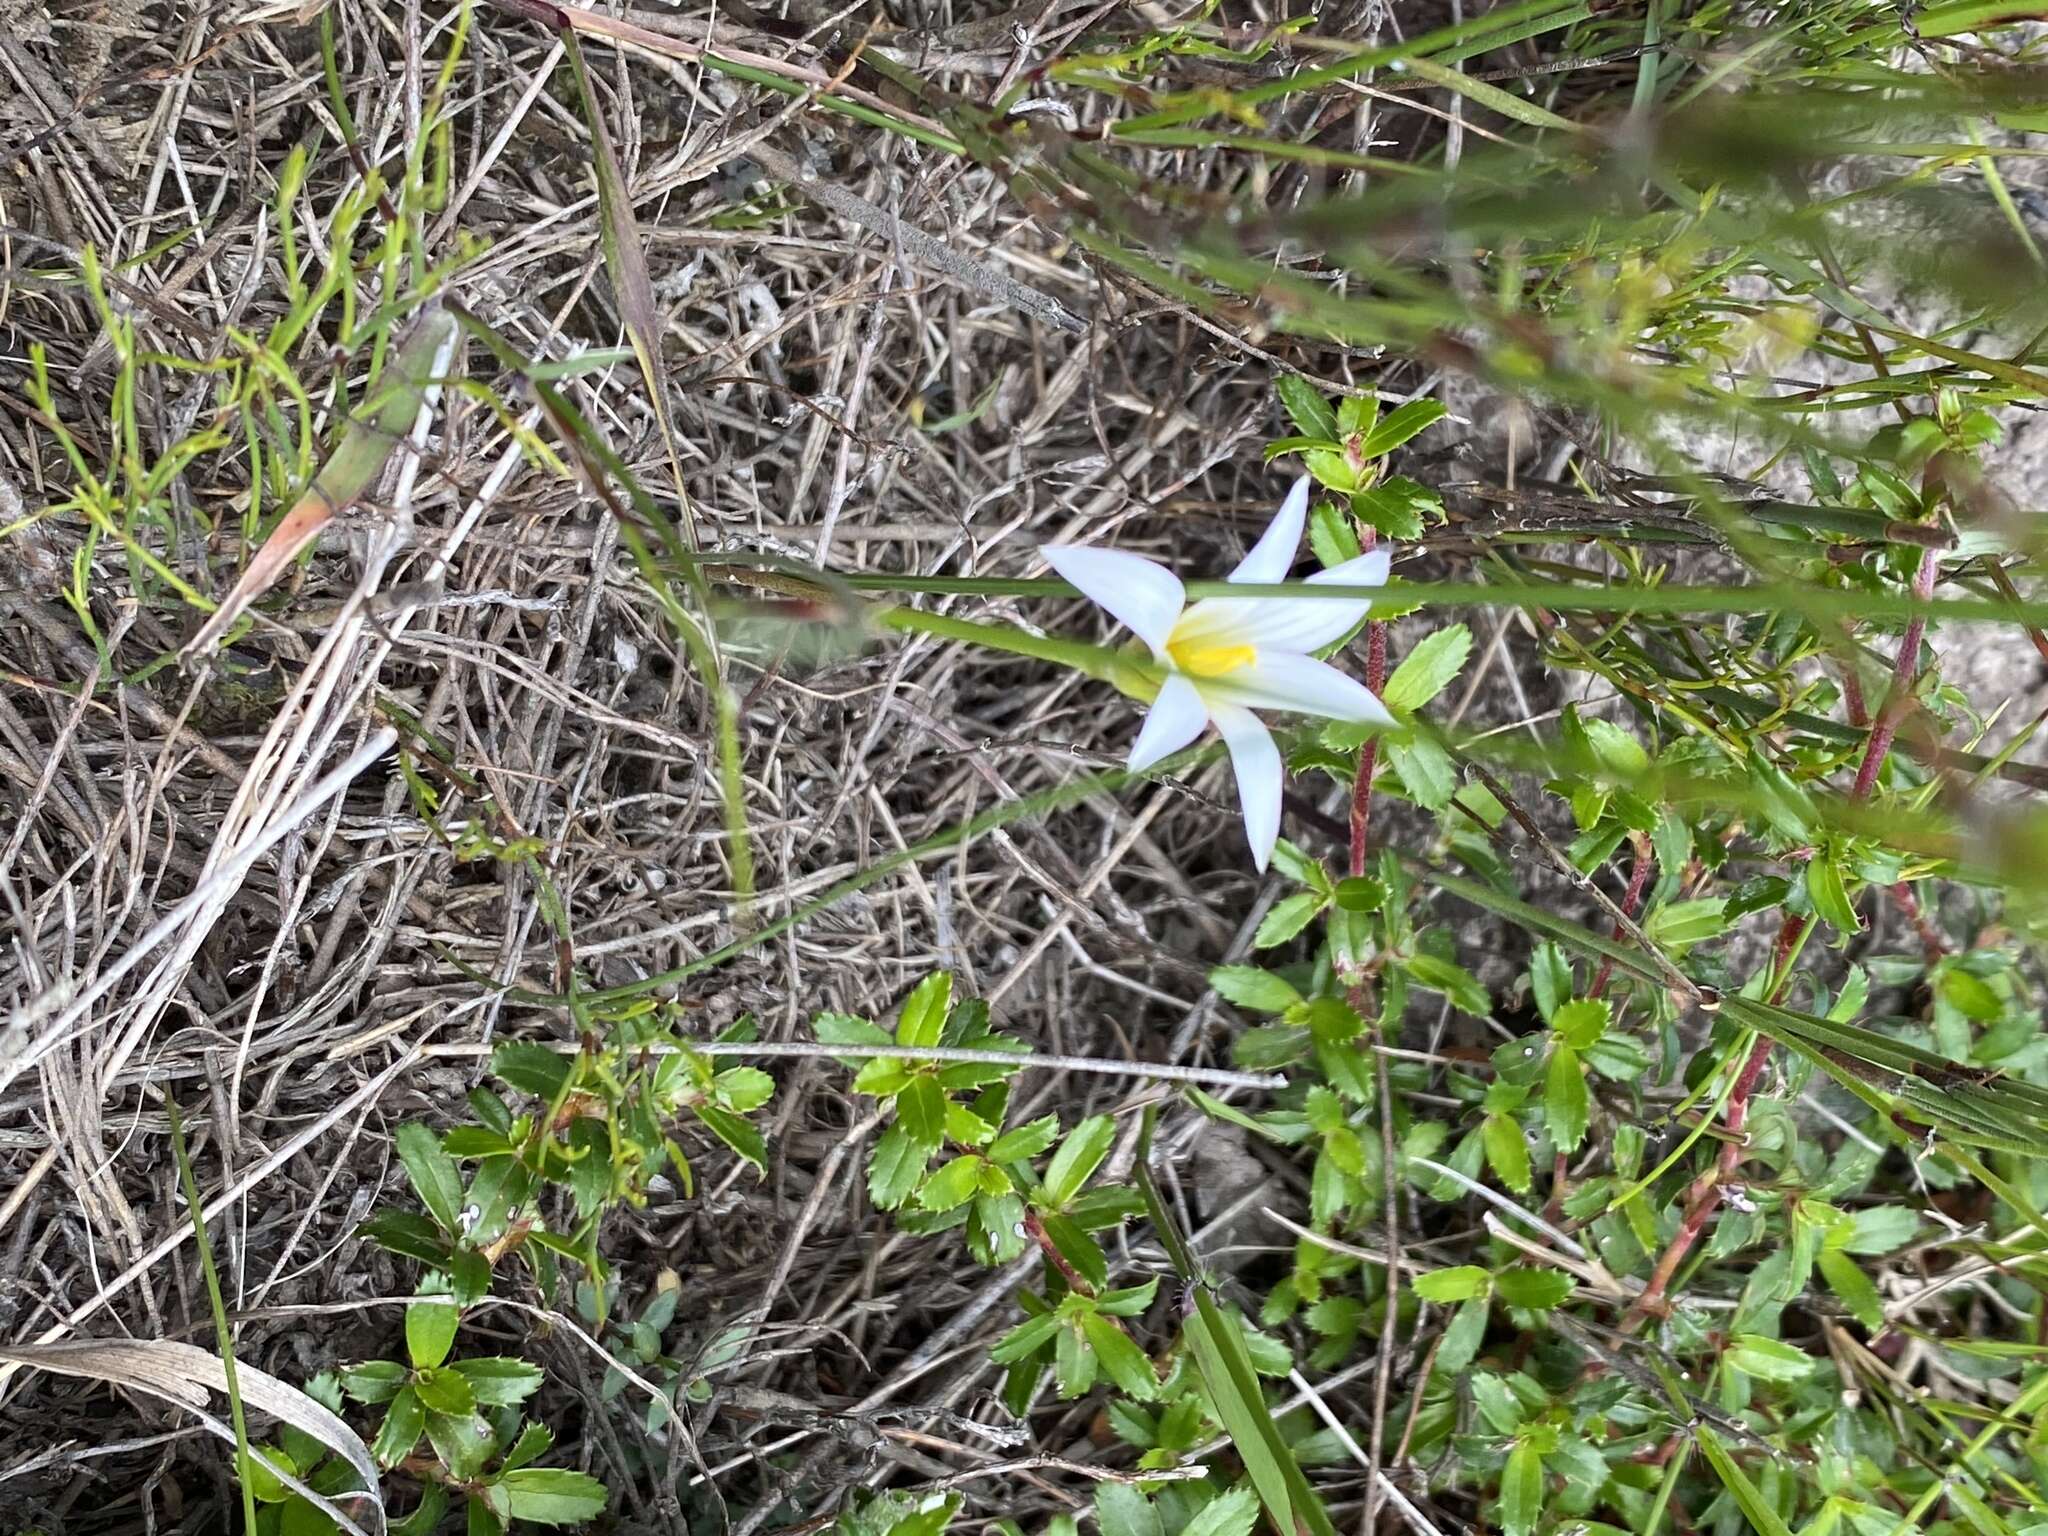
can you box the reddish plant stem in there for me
[1349,528,1388,880]
[1850,547,1937,801]
[1840,668,1870,731]
[1627,551,1938,1327]
[1023,1207,1093,1296]
[1839,577,1946,960]
[1588,837,1656,1001]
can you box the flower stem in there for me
[874,605,1150,696]
[1349,534,1389,880]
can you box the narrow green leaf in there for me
[1696,1426,1798,1536]
[897,1076,947,1147]
[1806,852,1862,935]
[1254,891,1323,948]
[868,1122,931,1211]
[1358,397,1451,458]
[991,1312,1060,1364]
[1404,954,1490,1014]
[395,1124,463,1238]
[1043,1115,1116,1208]
[371,1385,425,1468]
[1411,1265,1491,1303]
[1817,1250,1885,1332]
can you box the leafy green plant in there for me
[328,1004,775,1529]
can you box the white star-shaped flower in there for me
[1041,476,1393,872]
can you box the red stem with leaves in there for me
[1350,529,1388,880]
[1626,547,1938,1327]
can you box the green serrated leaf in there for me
[413,1365,475,1416]
[1081,1312,1159,1401]
[1550,998,1609,1049]
[1482,1113,1533,1194]
[1096,1483,1163,1536]
[1309,500,1361,568]
[371,1385,425,1468]
[1382,625,1471,713]
[396,1124,463,1238]
[1182,1485,1261,1536]
[897,1076,947,1146]
[868,1121,932,1210]
[1403,954,1490,1015]
[492,1467,609,1526]
[1411,1265,1490,1303]
[1500,1440,1544,1536]
[695,1102,768,1172]
[1210,966,1303,1014]
[1277,376,1340,441]
[407,1298,459,1372]
[1545,1044,1591,1154]
[1386,735,1456,812]
[918,1155,986,1213]
[1359,398,1448,459]
[989,1115,1062,1163]
[451,1358,545,1407]
[1493,1267,1573,1310]
[1254,891,1324,949]
[490,1041,571,1101]
[896,973,953,1049]
[1817,1249,1885,1331]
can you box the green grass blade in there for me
[167,1098,260,1536]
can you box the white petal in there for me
[1128,673,1211,771]
[1041,544,1185,656]
[1308,549,1393,591]
[1210,652,1393,726]
[1216,549,1393,655]
[1212,703,1283,872]
[1228,476,1311,586]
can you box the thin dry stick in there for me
[0,1047,423,1400]
[1285,1367,1446,1536]
[3,728,399,1093]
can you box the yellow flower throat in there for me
[1169,637,1256,678]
